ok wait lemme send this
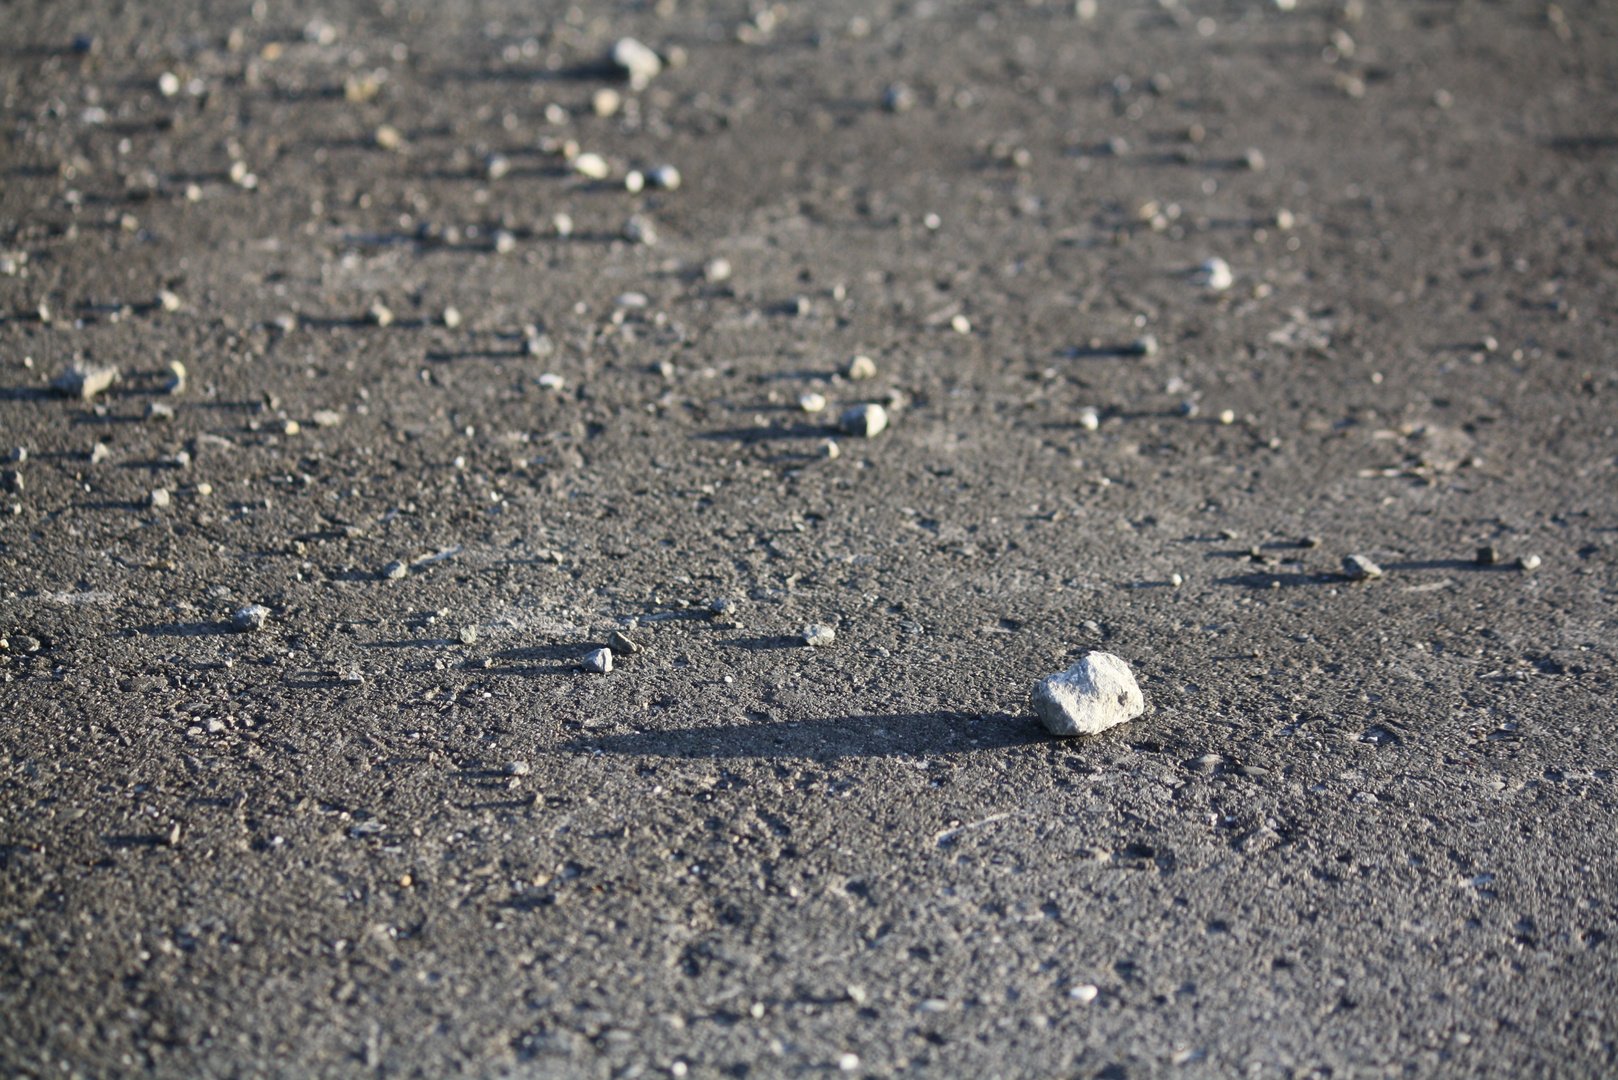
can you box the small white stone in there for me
[950,313,972,334]
[845,355,877,380]
[624,169,645,193]
[52,363,120,400]
[493,230,516,253]
[1032,651,1146,737]
[232,604,270,632]
[368,302,394,327]
[374,124,402,151]
[158,71,181,97]
[1170,573,1184,587]
[647,164,681,190]
[799,392,827,413]
[537,373,566,390]
[837,1054,860,1073]
[823,439,840,460]
[1078,408,1100,431]
[485,153,511,180]
[592,87,622,118]
[624,214,657,245]
[312,409,341,428]
[383,560,408,580]
[553,212,574,238]
[158,289,182,312]
[703,257,732,282]
[1342,554,1383,581]
[1199,257,1234,292]
[442,306,463,328]
[1069,984,1099,1004]
[1218,409,1236,425]
[610,37,662,90]
[572,153,610,180]
[148,488,171,508]
[1275,208,1295,230]
[582,647,613,673]
[1517,553,1542,571]
[839,403,888,438]
[803,624,836,647]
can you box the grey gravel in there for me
[1342,553,1383,581]
[51,363,120,400]
[607,630,642,655]
[232,605,270,632]
[839,403,888,438]
[709,598,738,617]
[582,647,613,673]
[458,627,478,645]
[1032,650,1146,737]
[382,560,408,580]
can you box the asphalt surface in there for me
[1,1,1616,1077]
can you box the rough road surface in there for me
[2,1,1616,1077]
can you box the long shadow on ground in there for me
[559,710,1044,761]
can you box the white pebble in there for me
[553,212,574,238]
[582,647,613,673]
[442,306,463,328]
[703,257,732,282]
[1342,554,1383,581]
[647,164,681,190]
[1218,409,1236,425]
[158,72,181,97]
[1078,408,1100,431]
[1032,651,1146,737]
[624,169,645,193]
[1517,553,1542,571]
[950,313,972,334]
[803,624,836,647]
[368,302,394,327]
[1199,257,1234,292]
[799,392,827,413]
[1069,984,1099,1003]
[839,403,888,438]
[537,373,566,390]
[845,355,877,380]
[592,88,622,118]
[148,488,171,508]
[610,37,662,90]
[624,214,657,245]
[572,153,610,180]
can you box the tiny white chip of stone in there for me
[1342,553,1383,581]
[1032,651,1146,737]
[233,605,270,632]
[572,153,610,180]
[1069,984,1099,1003]
[703,257,732,282]
[383,560,407,580]
[1199,257,1234,291]
[1078,408,1099,431]
[647,164,681,190]
[799,392,827,413]
[610,37,662,90]
[845,355,877,380]
[839,403,887,438]
[583,648,612,673]
[803,624,836,647]
[838,1054,860,1072]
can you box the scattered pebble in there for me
[823,439,841,460]
[624,169,645,193]
[163,360,187,394]
[592,88,622,118]
[375,124,403,150]
[312,409,342,428]
[383,560,408,580]
[1342,554,1383,581]
[709,598,738,617]
[90,442,110,464]
[1178,400,1199,417]
[950,313,972,334]
[582,647,613,673]
[1199,257,1234,292]
[703,257,732,282]
[1301,536,1322,548]
[838,1054,860,1073]
[1078,408,1100,431]
[1476,545,1500,566]
[1032,651,1146,737]
[148,488,171,508]
[1243,148,1267,171]
[505,761,531,777]
[1517,553,1542,571]
[803,624,836,647]
[610,37,662,90]
[845,355,877,380]
[367,302,394,327]
[1069,984,1100,1004]
[1,470,21,493]
[623,214,657,245]
[1170,573,1184,587]
[1218,409,1236,425]
[647,164,681,190]
[52,363,120,400]
[145,402,174,422]
[537,373,566,390]
[442,306,463,328]
[572,153,610,180]
[8,448,23,463]
[485,153,512,180]
[282,420,301,436]
[883,83,915,113]
[493,230,516,254]
[608,630,642,655]
[232,605,270,632]
[553,212,574,238]
[459,626,479,645]
[799,392,827,413]
[839,403,888,438]
[1129,334,1159,357]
